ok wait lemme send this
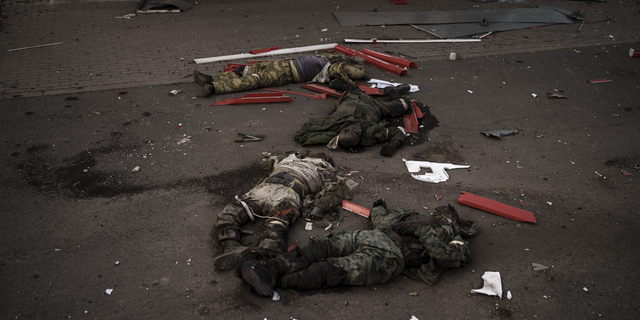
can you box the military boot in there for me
[213,240,248,271]
[383,84,411,100]
[203,84,216,97]
[193,70,213,86]
[241,259,279,297]
[329,79,357,92]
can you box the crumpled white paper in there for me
[367,79,419,92]
[471,271,502,298]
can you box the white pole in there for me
[344,38,481,43]
[194,43,339,64]
[8,42,64,52]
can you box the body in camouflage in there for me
[212,153,355,270]
[245,203,476,293]
[196,54,366,95]
[294,89,408,148]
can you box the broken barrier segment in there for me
[360,49,417,69]
[335,45,408,76]
[301,84,343,98]
[403,160,469,183]
[212,93,293,105]
[402,100,423,134]
[264,88,325,99]
[458,191,537,223]
[357,83,384,96]
[631,48,640,58]
[195,43,338,64]
[342,200,371,218]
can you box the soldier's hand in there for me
[380,144,397,157]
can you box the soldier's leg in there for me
[367,95,410,118]
[256,205,300,258]
[212,201,251,270]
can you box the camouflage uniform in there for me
[294,89,408,147]
[270,204,476,290]
[212,153,356,266]
[208,55,366,95]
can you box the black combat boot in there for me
[241,259,279,297]
[383,84,411,100]
[212,226,248,271]
[193,70,213,86]
[329,79,357,92]
[203,84,215,97]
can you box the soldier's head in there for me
[338,123,362,148]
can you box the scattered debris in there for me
[105,289,113,295]
[458,191,537,223]
[213,92,294,105]
[170,90,182,95]
[588,79,612,83]
[630,48,640,59]
[481,129,518,138]
[324,223,332,231]
[449,52,457,60]
[195,43,338,64]
[115,13,136,19]
[177,136,191,145]
[403,159,469,183]
[132,166,141,172]
[305,222,313,231]
[138,0,194,13]
[507,291,512,300]
[471,271,503,298]
[408,292,418,296]
[234,133,262,143]
[532,263,549,271]
[548,93,568,99]
[583,287,589,292]
[531,93,538,97]
[342,200,371,218]
[621,170,631,176]
[8,42,64,52]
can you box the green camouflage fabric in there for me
[278,230,404,288]
[210,54,365,94]
[212,60,294,94]
[371,205,478,286]
[294,91,406,146]
[213,153,354,254]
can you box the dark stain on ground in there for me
[604,156,639,168]
[411,140,465,163]
[14,142,265,200]
[492,305,513,318]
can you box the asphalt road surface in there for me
[1,44,639,319]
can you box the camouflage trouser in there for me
[328,62,366,85]
[212,60,294,94]
[278,230,404,289]
[213,182,301,254]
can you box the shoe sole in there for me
[213,247,246,271]
[241,264,274,297]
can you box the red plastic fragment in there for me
[360,49,417,69]
[342,200,370,218]
[264,88,323,99]
[357,83,383,95]
[458,191,537,223]
[334,45,408,76]
[248,46,281,54]
[519,200,525,206]
[211,93,293,105]
[287,243,297,252]
[402,101,423,134]
[622,170,631,176]
[389,0,408,4]
[301,84,343,98]
[588,79,612,83]
[630,48,640,58]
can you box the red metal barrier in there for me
[458,191,537,223]
[334,45,408,76]
[360,49,417,69]
[212,93,293,105]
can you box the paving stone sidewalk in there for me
[0,0,638,99]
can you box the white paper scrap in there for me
[471,271,502,298]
